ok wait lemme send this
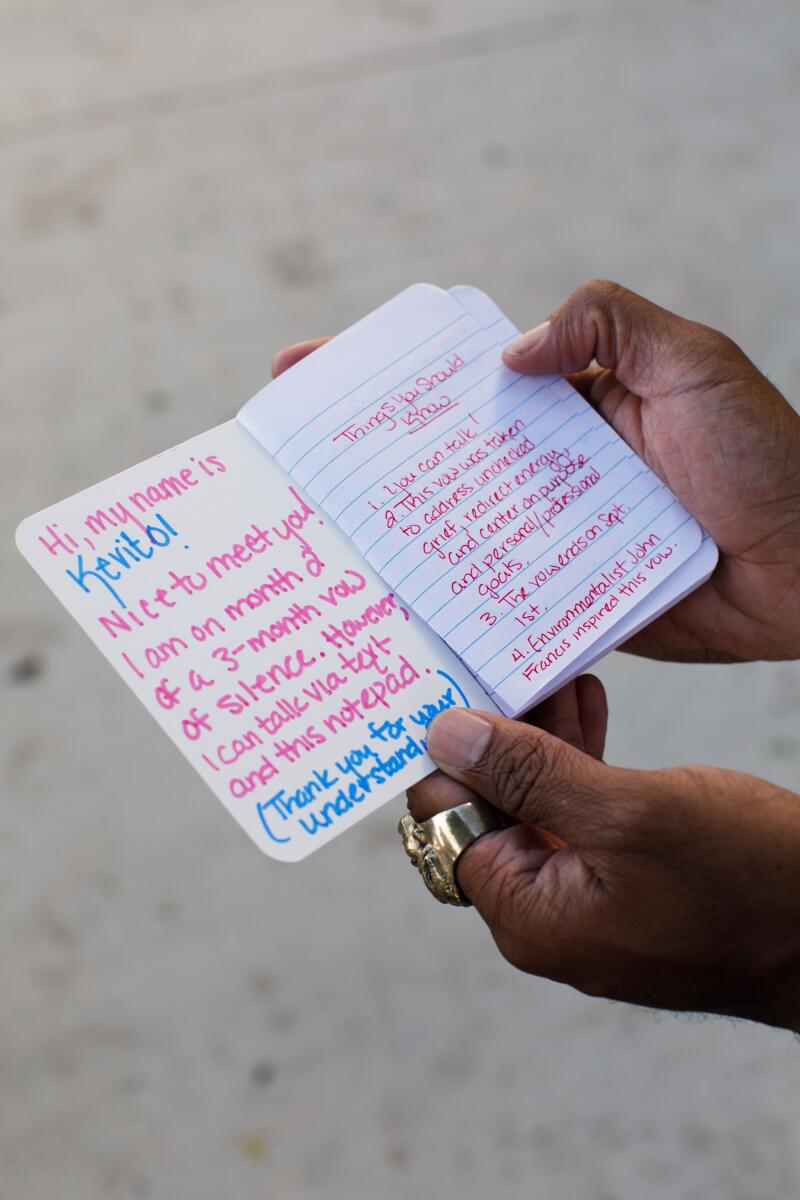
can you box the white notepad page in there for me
[239,285,708,716]
[448,285,719,704]
[16,421,495,861]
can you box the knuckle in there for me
[404,780,434,821]
[572,278,625,307]
[462,834,537,948]
[484,727,562,820]
[405,770,475,822]
[573,279,627,329]
[557,280,630,368]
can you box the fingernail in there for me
[503,320,551,358]
[427,709,492,770]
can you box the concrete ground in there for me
[2,1,800,1196]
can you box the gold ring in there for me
[398,799,507,906]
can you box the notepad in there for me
[17,284,717,861]
[240,284,716,717]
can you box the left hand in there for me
[272,338,332,379]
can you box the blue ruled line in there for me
[480,508,693,684]
[434,458,643,635]
[279,311,468,464]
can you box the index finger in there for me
[272,336,332,378]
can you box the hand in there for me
[415,675,608,852]
[407,704,800,1032]
[503,280,800,663]
[272,338,332,379]
[272,283,800,663]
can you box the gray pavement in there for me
[2,1,800,1197]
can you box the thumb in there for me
[425,707,618,846]
[501,278,722,400]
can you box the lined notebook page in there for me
[239,285,703,715]
[444,287,717,705]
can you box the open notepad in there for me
[17,285,717,861]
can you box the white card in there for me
[239,285,704,716]
[16,421,496,861]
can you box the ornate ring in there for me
[398,799,507,906]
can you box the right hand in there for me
[502,280,800,664]
[273,283,800,665]
[409,704,800,1033]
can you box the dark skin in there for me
[273,280,800,1031]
